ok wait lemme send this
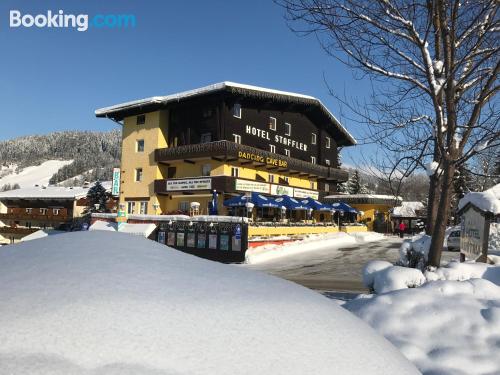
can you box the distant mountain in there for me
[0,130,121,188]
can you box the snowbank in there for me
[425,261,500,285]
[245,231,385,264]
[0,231,418,375]
[458,183,500,214]
[345,278,500,375]
[363,261,426,293]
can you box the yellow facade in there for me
[119,110,319,216]
[349,203,392,231]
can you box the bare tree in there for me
[278,0,499,266]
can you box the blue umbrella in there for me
[223,192,281,208]
[274,195,309,210]
[329,202,358,213]
[300,197,332,211]
[210,190,218,215]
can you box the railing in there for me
[0,212,71,221]
[155,140,348,181]
[0,227,38,235]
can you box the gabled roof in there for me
[95,81,356,146]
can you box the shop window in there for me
[231,167,239,177]
[136,139,145,152]
[233,103,241,118]
[140,201,148,215]
[311,133,317,145]
[269,117,277,131]
[135,168,143,182]
[233,134,241,144]
[311,156,316,164]
[136,114,145,125]
[326,137,331,148]
[201,164,211,176]
[269,144,276,153]
[200,133,212,143]
[284,123,291,136]
[127,201,135,214]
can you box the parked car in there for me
[447,230,461,251]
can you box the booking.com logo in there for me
[9,10,136,31]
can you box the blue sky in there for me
[0,0,371,165]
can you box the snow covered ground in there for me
[245,231,385,264]
[0,231,419,374]
[0,160,73,188]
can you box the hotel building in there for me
[96,82,356,216]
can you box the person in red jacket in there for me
[398,222,406,238]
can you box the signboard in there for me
[235,179,270,194]
[111,168,121,197]
[238,150,288,168]
[460,206,490,261]
[116,209,127,231]
[270,184,293,196]
[166,178,212,192]
[293,187,319,200]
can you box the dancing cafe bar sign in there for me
[238,151,288,168]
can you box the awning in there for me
[274,195,309,210]
[224,192,281,208]
[330,202,358,213]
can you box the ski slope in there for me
[0,160,73,188]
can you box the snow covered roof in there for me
[95,81,356,146]
[0,182,112,201]
[90,220,157,237]
[391,201,425,218]
[0,231,419,374]
[20,229,65,242]
[458,184,500,215]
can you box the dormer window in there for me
[233,103,241,119]
[136,114,145,125]
[326,137,331,148]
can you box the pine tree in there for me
[84,181,109,217]
[347,170,362,194]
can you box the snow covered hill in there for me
[0,160,73,189]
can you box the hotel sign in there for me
[293,187,319,200]
[166,178,212,191]
[460,206,490,261]
[235,179,270,194]
[238,151,288,168]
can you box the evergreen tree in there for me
[84,181,109,217]
[347,170,362,194]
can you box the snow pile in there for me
[345,278,500,375]
[246,231,385,264]
[398,234,431,268]
[425,261,500,286]
[0,160,73,188]
[89,221,156,237]
[363,261,426,293]
[488,222,500,253]
[458,183,500,214]
[0,232,419,375]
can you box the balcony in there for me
[0,227,38,235]
[155,141,348,181]
[0,208,71,222]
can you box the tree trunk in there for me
[426,174,440,235]
[427,162,455,267]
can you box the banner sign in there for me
[460,206,490,261]
[111,168,120,196]
[293,187,319,200]
[270,184,293,196]
[235,179,270,194]
[166,178,212,191]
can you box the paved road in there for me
[245,236,458,293]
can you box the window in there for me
[201,164,211,176]
[326,137,331,149]
[136,115,145,125]
[269,117,277,131]
[135,168,143,182]
[311,133,317,145]
[136,139,145,152]
[325,183,330,192]
[311,156,316,164]
[53,209,60,216]
[200,133,212,143]
[233,134,241,144]
[284,149,290,157]
[284,123,291,136]
[140,201,148,215]
[269,174,275,183]
[231,167,239,177]
[179,201,190,212]
[40,208,47,215]
[233,103,241,118]
[325,159,331,166]
[25,208,32,214]
[127,201,136,214]
[310,181,315,189]
[269,144,276,153]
